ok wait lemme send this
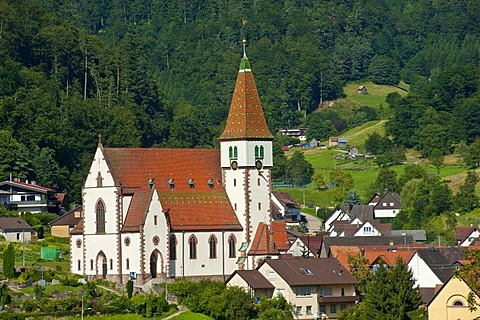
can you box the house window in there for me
[340,304,347,311]
[330,304,337,313]
[228,234,236,258]
[126,258,130,270]
[189,235,197,259]
[390,202,394,206]
[77,260,81,271]
[306,306,312,315]
[260,146,264,158]
[322,287,332,296]
[258,202,261,210]
[96,199,106,233]
[110,259,113,270]
[453,300,464,307]
[170,235,177,260]
[154,215,157,225]
[209,235,217,259]
[76,239,82,248]
[234,203,237,211]
[268,271,276,281]
[295,287,312,297]
[90,259,94,270]
[258,178,260,186]
[363,226,372,233]
[382,202,387,207]
[341,288,345,296]
[234,179,236,187]
[153,236,160,245]
[319,305,326,314]
[124,237,131,246]
[295,306,302,315]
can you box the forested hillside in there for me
[1,0,479,203]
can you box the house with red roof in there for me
[70,41,288,285]
[0,178,65,214]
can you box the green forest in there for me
[0,0,479,204]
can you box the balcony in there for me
[317,295,359,303]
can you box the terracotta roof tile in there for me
[249,223,279,256]
[102,148,242,232]
[219,54,273,141]
[271,220,289,251]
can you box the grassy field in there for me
[343,80,409,109]
[172,311,213,319]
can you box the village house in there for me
[271,191,302,223]
[428,276,480,320]
[49,206,83,238]
[227,257,358,320]
[0,217,33,242]
[368,191,402,219]
[70,41,288,285]
[0,178,65,214]
[455,225,480,247]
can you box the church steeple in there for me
[219,39,273,141]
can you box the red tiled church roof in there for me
[219,41,273,141]
[271,220,290,251]
[103,148,242,232]
[249,223,279,256]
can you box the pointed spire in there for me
[219,40,273,141]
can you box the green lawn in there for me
[343,80,408,109]
[172,311,213,319]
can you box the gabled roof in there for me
[297,236,323,256]
[365,250,415,266]
[455,226,476,242]
[375,191,402,209]
[219,41,273,141]
[226,270,274,289]
[0,217,32,232]
[414,249,454,283]
[272,192,300,209]
[322,236,413,257]
[249,223,279,256]
[101,147,242,232]
[339,205,375,221]
[262,257,358,286]
[0,180,56,194]
[49,206,82,226]
[391,230,427,242]
[271,220,290,251]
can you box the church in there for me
[70,41,289,285]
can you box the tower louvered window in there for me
[233,146,238,159]
[260,146,264,158]
[255,145,259,158]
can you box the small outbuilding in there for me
[357,85,367,94]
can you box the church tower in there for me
[219,40,274,251]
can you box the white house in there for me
[70,42,287,285]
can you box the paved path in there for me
[162,306,188,319]
[303,213,322,235]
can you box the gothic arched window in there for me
[189,235,197,259]
[209,235,217,259]
[228,234,236,258]
[96,200,106,233]
[170,235,177,260]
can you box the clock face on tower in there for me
[255,160,263,170]
[231,161,238,170]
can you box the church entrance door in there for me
[150,250,163,279]
[96,251,107,279]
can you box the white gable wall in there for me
[407,252,443,288]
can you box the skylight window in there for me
[303,268,313,275]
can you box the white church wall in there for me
[220,141,273,168]
[120,233,142,279]
[70,234,84,275]
[249,169,271,232]
[83,233,118,277]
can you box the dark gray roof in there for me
[339,205,374,221]
[227,270,274,289]
[375,191,402,209]
[322,236,413,256]
[0,217,32,232]
[49,206,82,226]
[419,287,436,305]
[263,257,357,286]
[391,230,427,242]
[416,249,454,283]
